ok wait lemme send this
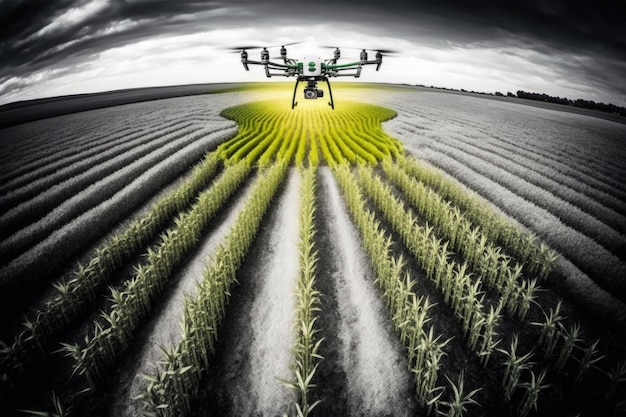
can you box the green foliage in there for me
[67,162,251,388]
[396,156,558,280]
[333,164,451,416]
[137,162,288,416]
[0,153,223,375]
[218,99,402,166]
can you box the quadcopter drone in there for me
[229,43,394,109]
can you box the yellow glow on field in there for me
[218,98,403,166]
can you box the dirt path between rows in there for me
[315,167,417,417]
[194,169,301,416]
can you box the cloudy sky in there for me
[1,0,625,106]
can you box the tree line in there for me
[505,90,626,117]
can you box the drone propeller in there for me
[321,45,401,55]
[224,41,303,52]
[224,45,266,52]
[373,48,401,55]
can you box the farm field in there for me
[0,83,625,417]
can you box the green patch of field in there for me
[217,98,403,166]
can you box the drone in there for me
[228,43,394,109]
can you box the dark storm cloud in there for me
[266,0,626,60]
[0,0,625,104]
[0,0,230,72]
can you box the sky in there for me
[0,0,625,106]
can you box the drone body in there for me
[233,44,390,109]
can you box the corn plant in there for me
[414,327,451,415]
[531,301,564,358]
[555,322,582,373]
[574,338,604,385]
[518,369,550,417]
[478,304,501,366]
[437,371,481,417]
[498,334,534,401]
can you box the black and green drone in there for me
[228,43,394,109]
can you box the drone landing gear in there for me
[291,77,335,110]
[291,78,300,109]
[326,79,335,110]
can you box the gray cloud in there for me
[0,0,625,104]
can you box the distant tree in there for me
[495,91,504,96]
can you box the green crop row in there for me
[333,165,464,416]
[216,99,403,167]
[382,159,540,322]
[0,152,223,376]
[60,161,251,388]
[396,156,558,279]
[356,165,499,365]
[282,167,323,417]
[137,162,288,417]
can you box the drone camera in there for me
[304,88,324,99]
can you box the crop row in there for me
[423,136,624,256]
[0,154,230,375]
[0,116,142,178]
[0,119,146,194]
[61,161,251,388]
[414,146,626,302]
[137,162,288,416]
[281,166,323,417]
[356,164,500,365]
[338,161,624,416]
[388,99,626,191]
[0,127,239,327]
[395,156,558,276]
[0,100,209,184]
[380,160,543,321]
[450,131,626,231]
[0,124,227,249]
[333,164,455,415]
[0,119,210,213]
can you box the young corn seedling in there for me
[532,301,563,358]
[518,369,550,417]
[498,334,534,401]
[414,327,452,415]
[574,338,604,385]
[437,371,482,417]
[555,322,582,373]
[478,304,501,366]
[515,278,540,321]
